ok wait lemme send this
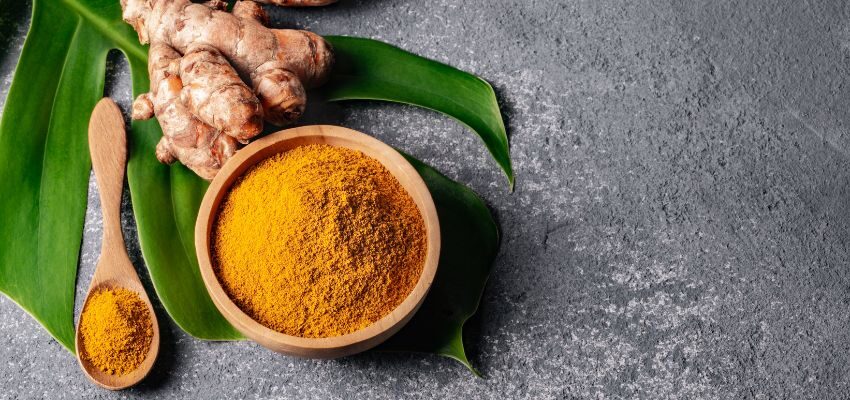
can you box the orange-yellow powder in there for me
[78,288,153,376]
[212,144,427,338]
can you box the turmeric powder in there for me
[78,288,153,375]
[212,144,427,337]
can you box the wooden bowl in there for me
[195,125,441,359]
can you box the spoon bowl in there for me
[75,280,160,390]
[75,98,160,390]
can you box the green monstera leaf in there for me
[324,36,513,188]
[0,0,506,374]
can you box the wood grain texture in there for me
[75,98,160,390]
[195,125,441,359]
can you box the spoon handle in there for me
[88,98,127,249]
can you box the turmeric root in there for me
[121,0,334,179]
[133,43,240,179]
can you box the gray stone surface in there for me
[2,0,850,398]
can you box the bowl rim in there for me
[194,125,441,358]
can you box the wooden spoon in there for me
[75,98,160,390]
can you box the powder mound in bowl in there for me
[212,144,427,338]
[79,288,153,376]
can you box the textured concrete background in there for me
[2,0,850,398]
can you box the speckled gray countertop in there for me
[3,1,850,398]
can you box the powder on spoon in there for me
[79,288,153,376]
[212,144,427,338]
